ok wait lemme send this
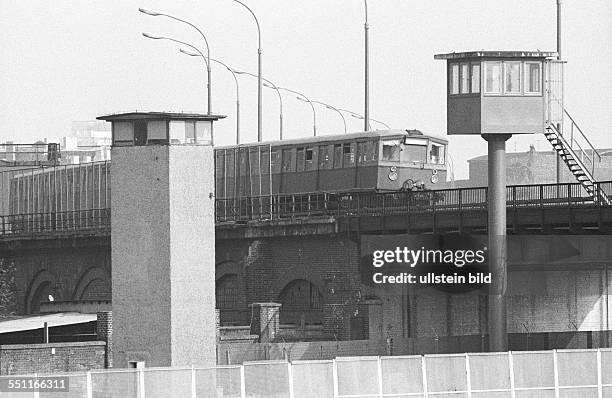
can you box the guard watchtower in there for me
[98,111,224,368]
[434,51,560,136]
[435,50,562,354]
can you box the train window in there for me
[343,144,355,167]
[403,144,427,163]
[305,148,313,162]
[381,140,400,161]
[429,143,445,164]
[358,141,377,163]
[305,147,317,171]
[296,147,305,172]
[320,145,333,169]
[282,149,294,172]
[333,144,343,168]
[270,150,281,173]
[249,148,260,176]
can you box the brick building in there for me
[465,146,612,186]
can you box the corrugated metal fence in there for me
[1,349,611,397]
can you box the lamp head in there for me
[263,82,272,88]
[296,96,306,102]
[142,32,163,40]
[180,48,199,57]
[139,8,162,16]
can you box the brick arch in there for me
[270,268,328,303]
[72,267,111,301]
[215,261,241,281]
[25,270,57,314]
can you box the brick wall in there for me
[0,341,106,375]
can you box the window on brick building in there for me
[278,279,323,326]
[216,274,239,310]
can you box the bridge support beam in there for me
[484,134,510,352]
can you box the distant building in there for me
[452,145,612,187]
[62,121,111,163]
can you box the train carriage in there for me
[214,129,448,198]
[4,129,447,229]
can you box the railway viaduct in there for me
[2,183,612,345]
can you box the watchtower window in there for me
[504,62,521,94]
[471,63,480,93]
[525,62,542,94]
[485,61,502,94]
[450,64,460,94]
[460,63,470,94]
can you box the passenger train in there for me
[2,129,447,223]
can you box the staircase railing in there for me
[545,89,601,180]
[563,109,601,178]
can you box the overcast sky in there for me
[1,0,610,178]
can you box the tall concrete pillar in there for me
[111,145,216,367]
[484,134,510,352]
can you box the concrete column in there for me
[111,145,216,367]
[484,134,510,352]
[96,311,113,368]
[250,303,281,343]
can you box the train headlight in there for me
[388,171,398,181]
[431,174,439,184]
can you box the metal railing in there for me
[215,181,612,223]
[0,209,110,236]
[1,348,611,397]
[1,181,611,237]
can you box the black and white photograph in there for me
[1,0,611,396]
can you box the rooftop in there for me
[0,312,96,334]
[434,50,558,60]
[97,111,226,122]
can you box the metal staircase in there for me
[544,59,610,205]
[544,111,610,205]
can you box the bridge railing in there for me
[215,180,612,222]
[1,181,611,236]
[0,208,110,236]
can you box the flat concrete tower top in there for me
[434,50,558,61]
[97,111,226,147]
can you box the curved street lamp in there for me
[277,88,316,137]
[139,8,212,115]
[299,98,346,135]
[336,108,390,130]
[180,50,241,145]
[233,70,283,140]
[229,0,263,142]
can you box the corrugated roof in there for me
[0,312,96,334]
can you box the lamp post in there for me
[230,0,263,142]
[278,88,316,137]
[180,50,241,145]
[142,33,212,112]
[139,8,212,115]
[233,70,282,140]
[337,108,390,130]
[262,82,283,140]
[300,99,346,135]
[363,0,370,132]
